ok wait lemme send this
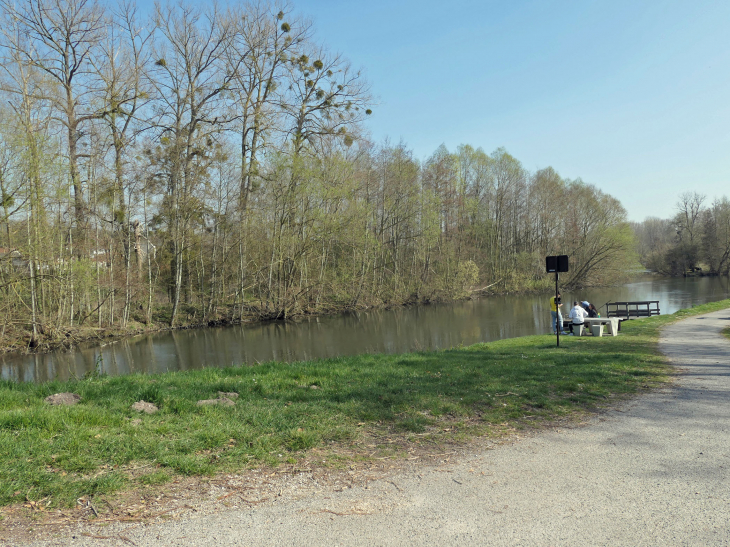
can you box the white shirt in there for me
[569,305,588,324]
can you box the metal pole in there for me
[555,271,561,347]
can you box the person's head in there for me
[573,301,578,306]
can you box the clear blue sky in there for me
[291,0,730,222]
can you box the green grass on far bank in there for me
[1,299,729,509]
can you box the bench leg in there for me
[606,320,618,336]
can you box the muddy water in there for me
[2,275,728,382]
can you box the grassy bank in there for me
[1,299,729,509]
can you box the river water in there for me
[2,275,729,383]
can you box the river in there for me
[2,275,729,383]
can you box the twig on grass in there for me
[88,501,99,518]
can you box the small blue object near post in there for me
[546,255,569,347]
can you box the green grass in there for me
[1,299,728,508]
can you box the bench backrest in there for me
[605,301,660,318]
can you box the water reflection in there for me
[2,275,728,382]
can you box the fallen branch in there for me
[473,279,504,292]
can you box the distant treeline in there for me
[632,192,730,276]
[0,0,635,348]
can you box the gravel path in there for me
[20,309,730,546]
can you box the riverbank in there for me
[2,299,728,520]
[0,272,664,358]
[1,268,604,357]
[0,288,518,356]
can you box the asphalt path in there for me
[22,309,730,546]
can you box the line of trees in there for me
[0,0,635,349]
[632,192,730,276]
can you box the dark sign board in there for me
[546,255,569,273]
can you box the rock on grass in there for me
[44,393,81,406]
[131,400,159,414]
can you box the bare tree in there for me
[149,0,242,326]
[0,15,60,346]
[1,0,107,246]
[701,197,730,275]
[675,191,706,245]
[94,0,153,325]
[222,3,310,317]
[226,3,309,213]
[280,46,371,157]
[96,0,152,224]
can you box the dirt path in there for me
[10,309,730,546]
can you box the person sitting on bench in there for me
[568,301,588,335]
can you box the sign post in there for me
[546,255,569,347]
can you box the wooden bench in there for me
[605,301,660,320]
